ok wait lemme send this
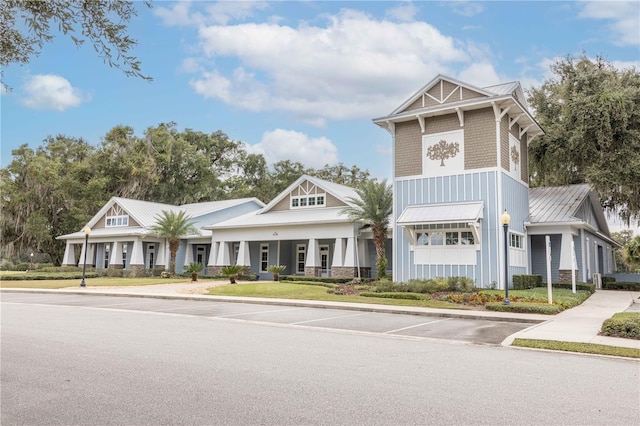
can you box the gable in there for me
[269,178,347,212]
[397,76,489,114]
[92,203,141,230]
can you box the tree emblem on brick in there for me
[427,139,460,167]
[511,145,520,169]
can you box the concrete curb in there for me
[0,288,549,324]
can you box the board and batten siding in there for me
[395,171,499,287]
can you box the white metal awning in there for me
[397,202,484,225]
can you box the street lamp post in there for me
[30,252,34,270]
[500,210,511,305]
[80,226,91,287]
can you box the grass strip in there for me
[512,338,640,359]
[0,277,194,289]
[207,282,467,309]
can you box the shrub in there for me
[37,266,83,273]
[485,302,562,315]
[601,276,616,285]
[513,274,543,290]
[602,282,640,290]
[279,275,362,284]
[601,313,640,340]
[552,282,595,293]
[360,292,429,300]
[0,272,99,280]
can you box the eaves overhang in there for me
[373,94,544,142]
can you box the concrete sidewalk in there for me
[503,289,640,349]
[2,285,639,350]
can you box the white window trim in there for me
[260,243,269,273]
[406,223,479,249]
[509,231,525,250]
[291,193,326,209]
[105,214,129,227]
[296,244,306,274]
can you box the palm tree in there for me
[148,210,199,275]
[341,179,393,279]
[221,264,246,284]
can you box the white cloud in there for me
[187,9,472,124]
[579,1,640,45]
[448,1,485,17]
[386,1,419,22]
[19,74,88,111]
[246,129,339,168]
[457,62,502,87]
[204,1,269,25]
[155,1,269,26]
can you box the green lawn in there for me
[0,276,193,289]
[512,338,640,359]
[481,288,591,306]
[206,282,468,309]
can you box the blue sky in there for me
[2,0,639,185]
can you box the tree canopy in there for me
[0,0,152,90]
[528,55,640,224]
[0,124,370,265]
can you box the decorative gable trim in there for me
[391,75,493,116]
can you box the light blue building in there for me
[373,75,618,288]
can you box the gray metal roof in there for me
[528,184,592,223]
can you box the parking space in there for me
[0,292,533,345]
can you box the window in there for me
[106,215,129,227]
[104,244,110,268]
[417,232,429,245]
[291,194,327,209]
[431,232,444,245]
[296,245,306,273]
[260,244,269,272]
[446,232,459,245]
[461,232,474,245]
[509,233,523,249]
[122,245,127,268]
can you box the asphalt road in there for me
[2,294,639,425]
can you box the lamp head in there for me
[84,226,92,235]
[500,210,511,226]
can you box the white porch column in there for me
[87,243,95,266]
[184,243,194,265]
[358,239,370,267]
[332,238,345,267]
[62,242,76,266]
[156,241,166,268]
[216,241,231,265]
[306,238,320,267]
[236,241,251,267]
[130,239,144,266]
[558,233,574,270]
[77,242,87,267]
[109,241,122,267]
[343,237,357,267]
[208,240,219,267]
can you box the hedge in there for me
[601,276,616,285]
[279,275,369,284]
[602,282,640,290]
[485,302,562,315]
[0,272,99,280]
[360,292,430,300]
[552,282,595,293]
[513,274,543,290]
[601,313,640,340]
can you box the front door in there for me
[320,245,329,277]
[146,244,155,269]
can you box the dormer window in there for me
[106,215,129,227]
[105,205,129,227]
[291,194,326,209]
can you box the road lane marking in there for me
[217,307,307,318]
[384,318,453,334]
[290,312,368,325]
